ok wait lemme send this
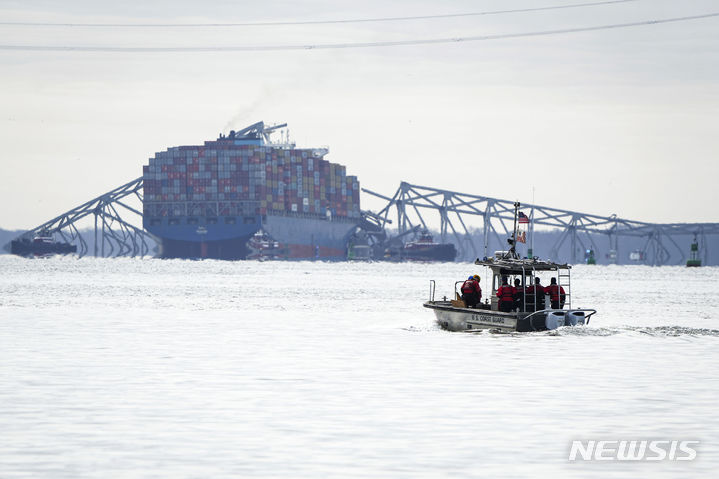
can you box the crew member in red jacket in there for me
[496,277,516,312]
[461,275,481,308]
[545,277,566,309]
[472,274,482,303]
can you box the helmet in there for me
[468,275,474,280]
[473,275,480,281]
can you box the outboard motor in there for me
[545,311,566,330]
[566,311,586,326]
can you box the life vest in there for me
[545,284,557,300]
[546,284,566,301]
[461,280,477,294]
[497,285,514,302]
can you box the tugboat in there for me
[10,232,77,258]
[246,231,286,260]
[423,202,596,332]
[393,230,457,262]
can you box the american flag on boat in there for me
[517,211,529,243]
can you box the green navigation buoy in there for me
[687,236,701,267]
[585,248,596,265]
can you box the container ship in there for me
[142,122,361,260]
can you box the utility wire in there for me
[0,0,636,27]
[0,12,716,53]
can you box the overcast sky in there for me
[1,0,717,229]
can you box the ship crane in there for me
[260,122,288,144]
[226,121,288,143]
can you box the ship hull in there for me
[146,213,356,260]
[10,239,77,257]
[159,236,251,260]
[402,243,457,262]
[262,213,354,260]
[384,243,457,262]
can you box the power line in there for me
[0,0,636,27]
[0,12,716,53]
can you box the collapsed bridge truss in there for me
[7,178,718,265]
[364,182,719,266]
[7,177,155,258]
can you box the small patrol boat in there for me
[423,202,596,332]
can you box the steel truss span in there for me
[363,182,719,266]
[7,177,155,258]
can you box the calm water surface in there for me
[1,256,717,478]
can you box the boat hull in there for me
[401,243,457,262]
[145,212,357,260]
[10,238,77,258]
[423,301,594,332]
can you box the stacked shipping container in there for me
[142,140,361,220]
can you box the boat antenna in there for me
[507,201,520,259]
[530,187,535,259]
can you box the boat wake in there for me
[417,320,719,338]
[546,325,719,338]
